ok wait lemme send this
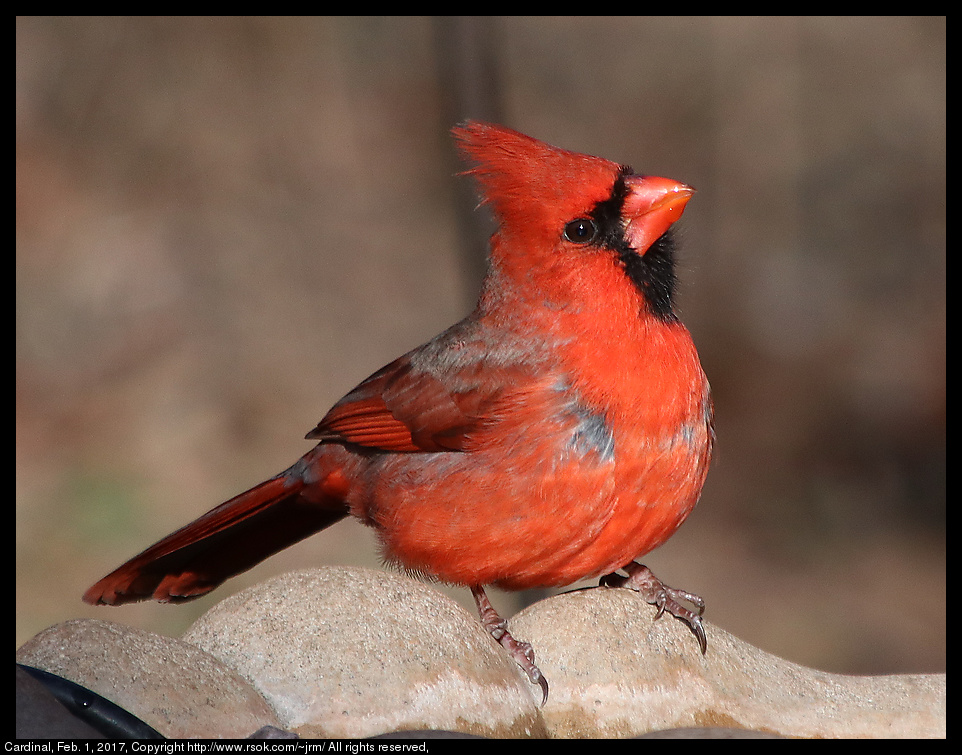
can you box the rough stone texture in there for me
[17,569,944,739]
[15,618,282,738]
[182,567,546,738]
[508,587,946,738]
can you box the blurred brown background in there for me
[17,17,944,675]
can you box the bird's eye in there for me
[563,218,598,244]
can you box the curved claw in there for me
[535,673,549,706]
[601,562,708,654]
[689,614,708,655]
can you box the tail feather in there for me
[83,476,348,605]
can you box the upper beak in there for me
[622,175,694,254]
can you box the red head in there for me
[452,121,693,321]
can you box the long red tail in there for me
[83,475,348,605]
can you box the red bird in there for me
[84,122,714,703]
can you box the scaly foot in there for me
[600,561,707,654]
[472,585,549,705]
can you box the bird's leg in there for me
[600,561,707,654]
[471,585,549,705]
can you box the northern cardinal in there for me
[84,122,713,703]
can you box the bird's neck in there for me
[477,266,706,429]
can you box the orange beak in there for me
[622,176,694,254]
